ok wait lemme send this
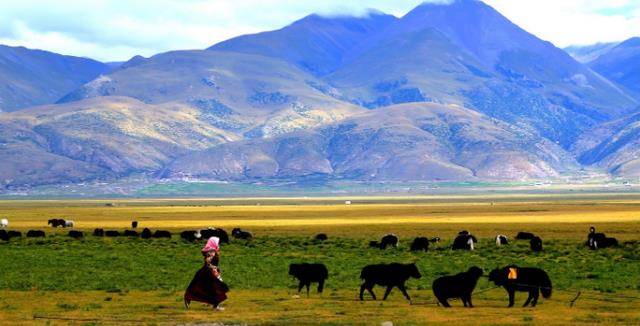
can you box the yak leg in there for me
[306,282,310,297]
[523,291,533,307]
[467,295,474,308]
[317,279,325,293]
[531,288,540,307]
[297,281,305,294]
[437,296,451,307]
[360,283,376,301]
[508,289,516,308]
[367,285,377,300]
[398,284,412,303]
[382,286,393,300]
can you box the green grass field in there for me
[1,195,640,325]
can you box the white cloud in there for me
[0,0,637,61]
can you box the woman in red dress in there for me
[184,237,229,311]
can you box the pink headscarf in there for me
[201,236,220,254]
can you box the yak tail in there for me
[541,273,552,298]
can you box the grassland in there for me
[1,194,640,325]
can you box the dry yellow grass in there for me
[3,196,640,237]
[1,289,638,325]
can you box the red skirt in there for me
[184,265,229,308]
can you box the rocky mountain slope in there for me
[1,0,640,189]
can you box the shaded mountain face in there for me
[0,45,109,112]
[589,37,640,97]
[210,12,398,76]
[578,112,640,177]
[564,42,619,63]
[163,103,574,182]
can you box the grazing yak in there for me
[68,230,84,239]
[410,237,440,251]
[496,235,509,246]
[452,231,477,250]
[410,237,430,252]
[93,228,104,237]
[140,228,152,239]
[288,263,329,296]
[432,266,484,308]
[124,230,139,237]
[530,236,543,252]
[489,266,552,307]
[232,228,253,240]
[7,231,21,239]
[48,219,66,228]
[131,221,138,229]
[380,234,399,249]
[314,233,328,241]
[105,230,120,237]
[153,230,172,239]
[26,230,45,238]
[0,218,8,229]
[359,263,421,303]
[200,228,229,244]
[1,230,21,240]
[515,232,536,240]
[64,220,75,228]
[587,227,618,249]
[181,230,202,242]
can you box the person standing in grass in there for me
[184,237,229,311]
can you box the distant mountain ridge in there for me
[1,0,640,189]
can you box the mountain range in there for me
[1,0,639,189]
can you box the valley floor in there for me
[0,194,639,325]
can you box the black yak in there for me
[131,221,138,229]
[432,266,484,307]
[369,240,380,248]
[380,234,399,249]
[105,230,120,237]
[232,228,252,240]
[530,236,543,252]
[288,263,329,296]
[153,230,171,238]
[47,219,65,228]
[359,263,421,302]
[68,230,84,239]
[124,230,139,237]
[496,235,509,246]
[181,230,201,242]
[140,228,152,239]
[200,228,229,244]
[93,228,104,237]
[7,230,21,239]
[452,233,477,250]
[410,237,430,252]
[489,266,552,307]
[314,233,328,241]
[0,230,7,241]
[515,232,536,240]
[587,227,618,249]
[26,230,45,238]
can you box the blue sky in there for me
[0,0,638,62]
